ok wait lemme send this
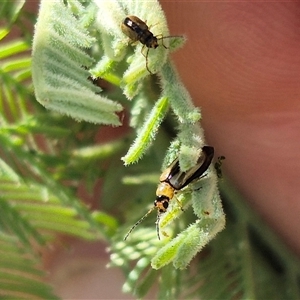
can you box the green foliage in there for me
[32,0,122,125]
[0,233,60,300]
[0,1,122,298]
[110,180,300,299]
[1,0,300,299]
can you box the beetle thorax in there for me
[156,182,174,200]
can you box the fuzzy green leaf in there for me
[32,0,122,125]
[122,96,169,164]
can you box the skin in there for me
[161,2,300,256]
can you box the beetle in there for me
[124,146,215,240]
[121,15,181,74]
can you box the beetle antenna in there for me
[155,212,161,240]
[145,48,152,74]
[124,207,156,240]
[158,35,184,48]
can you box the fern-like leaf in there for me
[0,233,59,299]
[32,0,122,125]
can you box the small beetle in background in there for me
[121,15,182,74]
